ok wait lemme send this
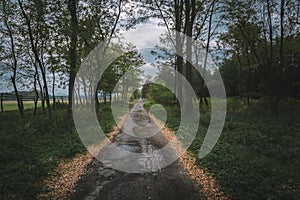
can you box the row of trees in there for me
[73,49,143,107]
[0,0,145,115]
[144,0,299,113]
[1,0,299,115]
[219,0,300,111]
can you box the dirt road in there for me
[71,101,206,200]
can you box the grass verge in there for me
[145,98,300,200]
[0,103,115,199]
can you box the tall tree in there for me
[67,0,79,113]
[18,0,51,113]
[184,0,197,114]
[1,0,23,115]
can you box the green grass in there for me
[0,101,69,112]
[1,101,41,111]
[148,98,300,199]
[0,103,116,200]
[142,98,181,131]
[2,99,299,199]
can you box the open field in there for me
[1,101,40,111]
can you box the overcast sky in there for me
[122,19,166,77]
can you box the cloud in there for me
[121,19,165,78]
[122,19,166,49]
[141,63,158,76]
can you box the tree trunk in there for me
[95,83,100,112]
[52,70,56,110]
[39,78,45,112]
[184,0,196,115]
[74,86,79,106]
[67,0,79,114]
[266,0,278,113]
[33,72,39,115]
[246,46,252,107]
[280,0,285,97]
[11,77,24,115]
[175,0,184,103]
[76,79,83,106]
[82,77,88,105]
[31,57,45,112]
[104,92,107,104]
[18,0,51,113]
[2,4,23,115]
[201,0,215,107]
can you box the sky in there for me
[122,19,166,77]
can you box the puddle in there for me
[118,144,142,153]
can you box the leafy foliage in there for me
[143,83,175,106]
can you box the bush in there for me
[147,84,174,106]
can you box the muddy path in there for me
[71,101,206,200]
